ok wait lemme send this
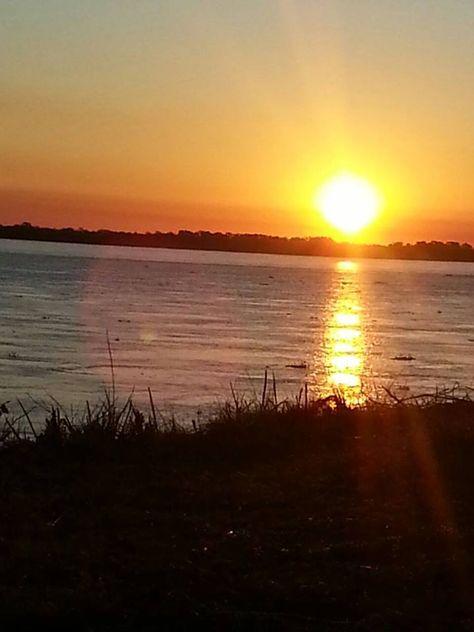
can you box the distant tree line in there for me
[1,222,474,262]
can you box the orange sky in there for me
[2,1,474,243]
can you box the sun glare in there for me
[315,173,381,235]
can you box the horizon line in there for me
[1,221,473,251]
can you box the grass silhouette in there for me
[1,382,474,628]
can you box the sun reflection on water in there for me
[337,260,358,272]
[325,260,366,404]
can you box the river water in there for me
[1,239,474,417]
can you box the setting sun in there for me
[315,174,381,235]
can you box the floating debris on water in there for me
[393,355,416,361]
[286,362,308,369]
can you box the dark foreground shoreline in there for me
[2,394,474,629]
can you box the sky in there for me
[1,0,474,243]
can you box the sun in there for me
[315,173,381,235]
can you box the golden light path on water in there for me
[323,260,366,404]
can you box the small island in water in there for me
[2,222,474,262]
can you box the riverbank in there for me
[2,392,474,629]
[2,224,474,262]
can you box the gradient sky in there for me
[2,0,474,242]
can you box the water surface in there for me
[1,239,474,416]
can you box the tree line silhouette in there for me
[1,222,474,262]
